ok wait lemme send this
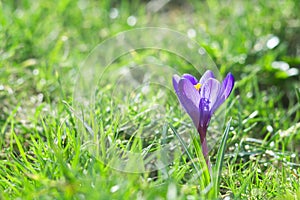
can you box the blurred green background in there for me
[1,0,299,113]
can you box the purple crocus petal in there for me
[199,97,211,128]
[210,73,235,114]
[172,74,181,94]
[221,72,235,99]
[182,74,198,85]
[200,78,221,109]
[177,78,200,127]
[199,70,215,85]
[199,78,220,128]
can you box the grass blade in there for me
[211,118,232,198]
[169,123,208,190]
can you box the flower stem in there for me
[198,126,211,170]
[201,137,211,169]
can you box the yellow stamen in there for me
[194,83,201,91]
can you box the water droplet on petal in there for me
[200,98,210,111]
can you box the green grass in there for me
[1,0,300,199]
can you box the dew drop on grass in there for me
[287,68,299,76]
[109,8,119,19]
[187,28,196,38]
[7,87,13,94]
[127,16,137,26]
[33,69,39,75]
[17,78,24,85]
[249,110,258,119]
[249,154,256,160]
[110,185,120,193]
[245,145,250,150]
[246,92,253,98]
[266,125,273,133]
[272,61,289,71]
[266,150,275,157]
[254,42,263,52]
[83,169,87,175]
[61,35,68,42]
[291,153,296,158]
[198,47,206,55]
[266,36,279,49]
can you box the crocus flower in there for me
[172,70,234,164]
